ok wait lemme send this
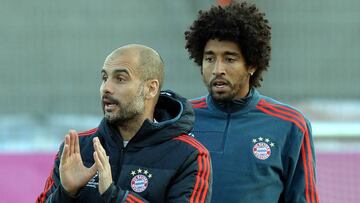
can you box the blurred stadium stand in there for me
[0,0,359,202]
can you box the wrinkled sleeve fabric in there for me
[165,149,212,203]
[100,183,149,203]
[284,120,319,203]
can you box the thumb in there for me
[89,163,97,175]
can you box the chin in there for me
[104,114,112,121]
[211,92,234,102]
[105,112,116,120]
[105,116,121,125]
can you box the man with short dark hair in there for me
[37,44,212,203]
[185,2,318,202]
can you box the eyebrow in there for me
[223,51,241,57]
[204,50,241,57]
[101,68,130,76]
[204,50,215,55]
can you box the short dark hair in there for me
[185,1,271,87]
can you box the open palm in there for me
[60,130,96,196]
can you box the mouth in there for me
[210,79,230,92]
[102,97,119,112]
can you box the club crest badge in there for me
[252,137,275,160]
[130,168,152,193]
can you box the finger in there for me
[93,151,104,171]
[61,135,70,161]
[89,163,97,175]
[94,142,108,167]
[93,137,99,152]
[93,137,103,156]
[69,130,76,154]
[60,143,69,166]
[95,141,108,165]
[93,137,110,168]
[64,134,70,158]
[65,134,70,146]
[94,137,107,158]
[73,130,80,153]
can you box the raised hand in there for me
[59,130,97,196]
[93,137,113,195]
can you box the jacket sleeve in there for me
[100,183,150,203]
[36,144,79,203]
[101,149,212,203]
[283,120,319,203]
[165,148,212,203]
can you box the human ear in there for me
[248,66,256,76]
[145,79,160,100]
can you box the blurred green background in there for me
[1,0,359,116]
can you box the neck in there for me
[118,108,154,141]
[117,118,142,141]
[234,85,251,101]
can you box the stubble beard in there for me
[209,84,237,103]
[209,74,249,103]
[103,86,145,126]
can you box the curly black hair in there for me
[185,1,271,87]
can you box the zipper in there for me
[221,113,231,151]
[114,145,126,184]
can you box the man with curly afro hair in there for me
[185,1,319,203]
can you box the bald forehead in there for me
[106,45,161,66]
[103,44,164,86]
[108,44,160,59]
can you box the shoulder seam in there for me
[190,97,206,102]
[191,97,208,109]
[78,127,98,137]
[173,134,208,153]
[256,99,307,131]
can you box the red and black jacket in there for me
[37,90,212,203]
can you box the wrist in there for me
[61,184,79,197]
[101,183,126,202]
[100,181,113,195]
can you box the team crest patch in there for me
[252,137,275,160]
[130,168,152,193]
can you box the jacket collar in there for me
[97,90,194,150]
[208,87,259,113]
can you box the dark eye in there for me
[101,74,108,81]
[117,77,125,82]
[204,56,215,63]
[226,57,236,63]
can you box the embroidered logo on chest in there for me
[130,168,152,193]
[252,137,275,160]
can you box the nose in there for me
[212,60,226,76]
[100,80,114,95]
